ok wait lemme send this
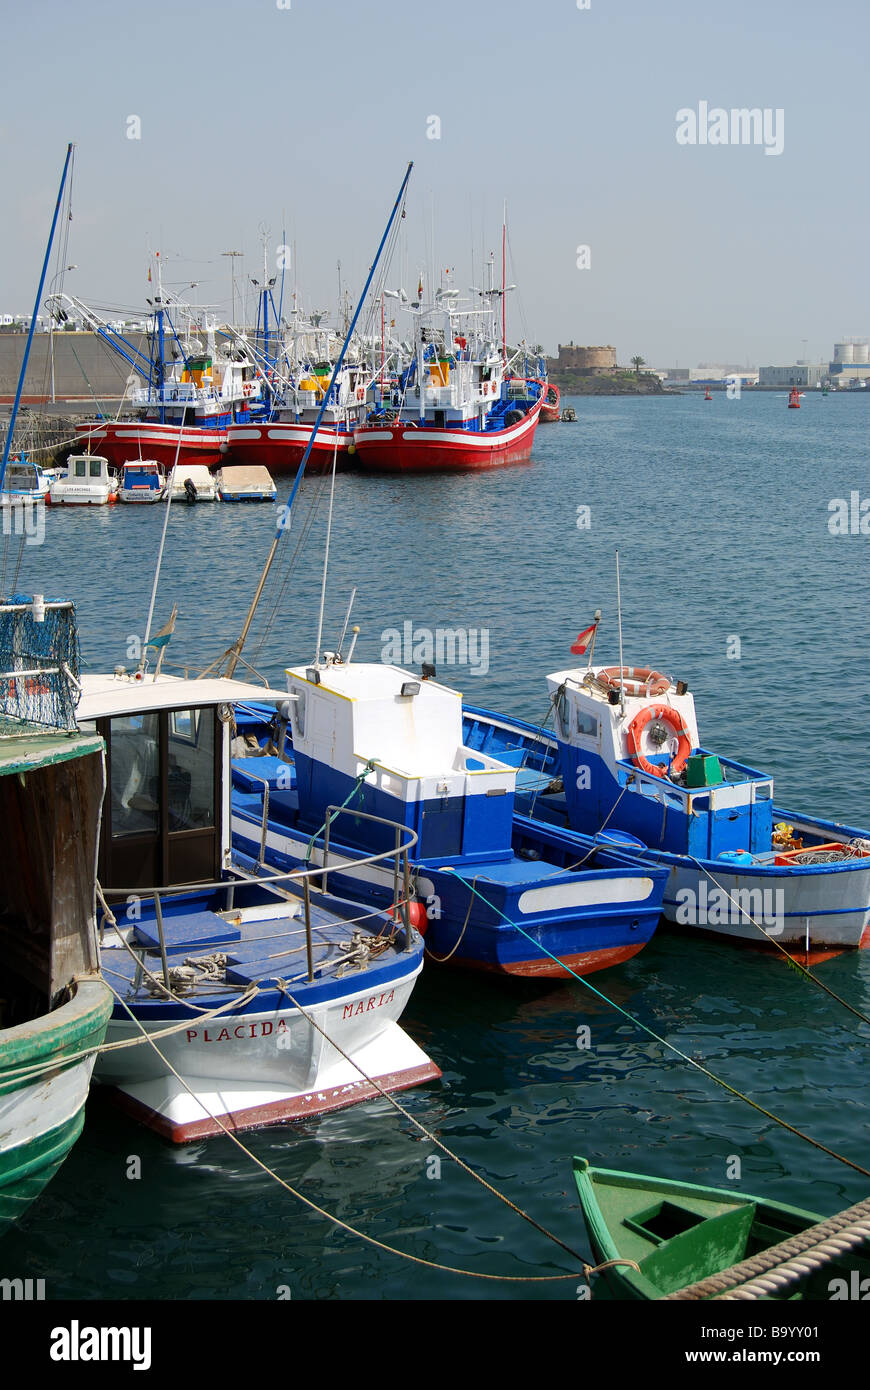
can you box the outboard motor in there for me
[183,477,198,504]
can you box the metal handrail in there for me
[100,809,421,987]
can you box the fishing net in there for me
[0,595,81,731]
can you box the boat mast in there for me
[502,201,507,364]
[1,143,73,492]
[222,161,414,678]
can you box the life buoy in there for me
[600,666,670,698]
[356,386,365,401]
[626,704,692,779]
[243,382,253,397]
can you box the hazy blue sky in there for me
[1,0,867,366]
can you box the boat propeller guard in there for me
[626,704,691,779]
[600,666,671,698]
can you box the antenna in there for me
[336,587,357,658]
[615,551,626,717]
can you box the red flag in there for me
[570,622,597,656]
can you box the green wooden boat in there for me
[0,713,113,1238]
[573,1156,870,1300]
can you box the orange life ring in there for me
[356,387,365,401]
[626,704,692,779]
[243,382,253,397]
[600,666,670,698]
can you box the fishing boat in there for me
[561,406,577,422]
[460,658,870,953]
[49,272,262,470]
[118,460,165,503]
[0,460,51,505]
[540,381,561,423]
[48,454,118,506]
[216,465,276,502]
[164,464,218,503]
[0,595,113,1235]
[351,260,544,472]
[572,1157,870,1300]
[788,386,801,408]
[230,659,668,977]
[77,666,438,1141]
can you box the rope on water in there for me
[688,855,870,1029]
[102,978,637,1285]
[664,1196,870,1301]
[442,867,870,1179]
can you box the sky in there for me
[1,0,867,367]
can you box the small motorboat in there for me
[119,459,165,502]
[216,465,277,502]
[48,454,118,505]
[0,459,50,505]
[560,407,577,422]
[165,464,218,503]
[572,1156,870,1300]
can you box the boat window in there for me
[89,459,102,478]
[110,712,160,837]
[576,709,598,738]
[75,460,87,478]
[167,708,215,832]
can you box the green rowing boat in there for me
[573,1156,870,1300]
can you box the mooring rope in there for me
[442,868,870,1178]
[102,978,636,1286]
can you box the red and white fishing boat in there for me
[540,381,561,422]
[351,264,543,474]
[48,274,262,471]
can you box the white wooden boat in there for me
[119,460,165,503]
[165,464,218,503]
[216,465,276,502]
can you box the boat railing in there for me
[99,812,420,991]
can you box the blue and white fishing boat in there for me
[77,668,439,1141]
[118,459,165,503]
[230,659,667,977]
[460,663,870,955]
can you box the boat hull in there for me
[76,421,226,470]
[0,978,113,1236]
[231,806,664,980]
[352,400,542,473]
[95,961,437,1141]
[225,421,354,474]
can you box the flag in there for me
[147,605,177,650]
[147,267,152,283]
[570,621,598,656]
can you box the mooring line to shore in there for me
[101,978,635,1286]
[443,868,870,1179]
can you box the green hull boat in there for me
[573,1156,870,1300]
[0,601,114,1237]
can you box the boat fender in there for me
[626,704,691,779]
[387,898,429,935]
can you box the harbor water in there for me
[4,389,869,1300]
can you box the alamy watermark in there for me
[675,103,784,156]
[675,883,784,934]
[2,499,44,546]
[381,621,489,676]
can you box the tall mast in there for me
[1,143,74,492]
[502,201,507,364]
[224,161,414,678]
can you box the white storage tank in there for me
[834,342,855,363]
[853,342,869,364]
